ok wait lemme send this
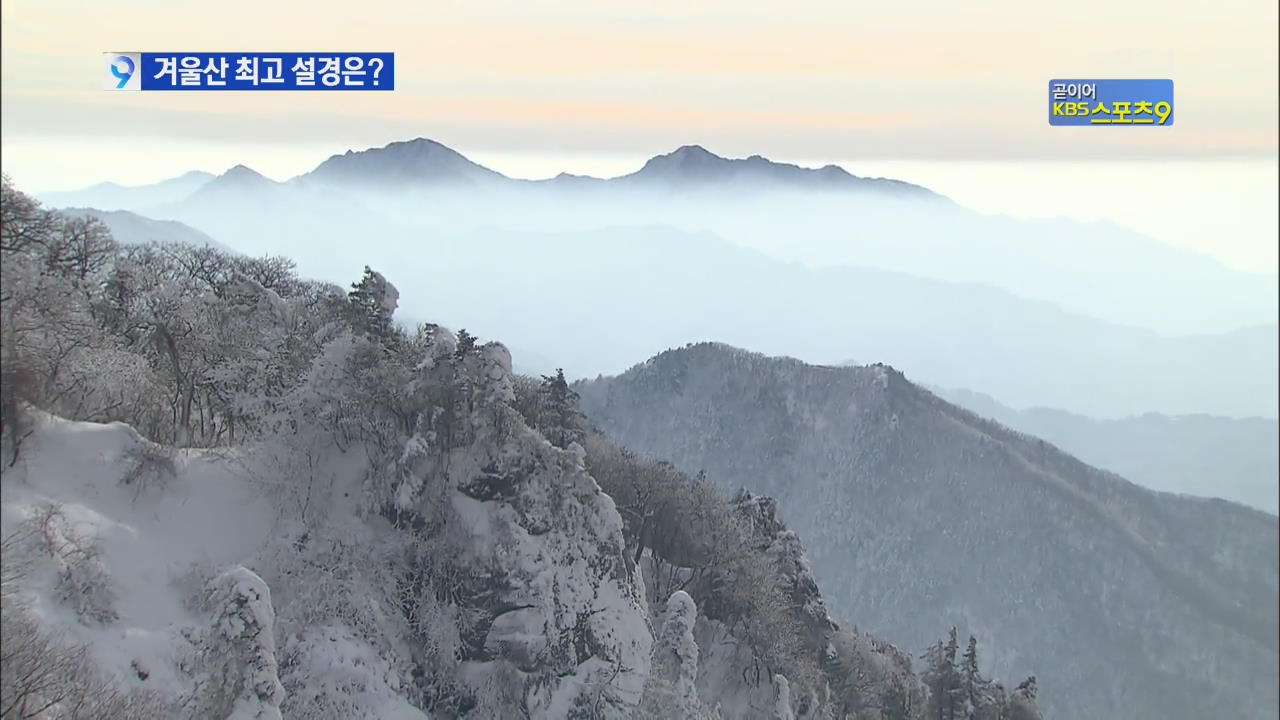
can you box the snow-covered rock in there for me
[390,333,652,718]
[190,567,286,720]
[638,591,701,717]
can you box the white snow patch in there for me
[1,414,277,704]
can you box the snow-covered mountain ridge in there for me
[577,342,1280,720]
[0,180,1040,719]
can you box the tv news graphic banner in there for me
[1048,79,1173,126]
[104,53,394,90]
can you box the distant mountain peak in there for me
[203,165,278,191]
[551,171,599,182]
[221,164,268,180]
[631,145,732,179]
[622,145,930,197]
[372,137,458,159]
[670,144,718,158]
[399,136,450,149]
[178,164,282,203]
[85,180,127,191]
[173,170,216,182]
[296,137,506,186]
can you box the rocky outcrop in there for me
[388,330,652,718]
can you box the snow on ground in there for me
[0,413,277,703]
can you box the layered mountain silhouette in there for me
[31,137,1279,419]
[37,137,1277,337]
[39,138,941,201]
[59,207,232,253]
[931,385,1279,514]
[576,342,1280,720]
[42,169,214,211]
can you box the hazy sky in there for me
[2,0,1277,270]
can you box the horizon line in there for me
[14,136,1279,193]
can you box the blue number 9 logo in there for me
[110,55,135,89]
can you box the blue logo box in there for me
[1048,79,1173,126]
[109,53,394,91]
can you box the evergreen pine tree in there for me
[539,368,581,449]
[922,628,963,720]
[347,266,396,341]
[944,627,961,720]
[961,635,991,720]
[454,328,476,359]
[921,638,948,720]
[449,329,477,435]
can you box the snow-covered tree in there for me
[0,182,114,458]
[638,591,701,718]
[453,327,476,358]
[184,567,286,720]
[1,175,58,254]
[0,603,174,718]
[1005,677,1042,720]
[772,674,795,720]
[960,634,998,720]
[922,628,963,720]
